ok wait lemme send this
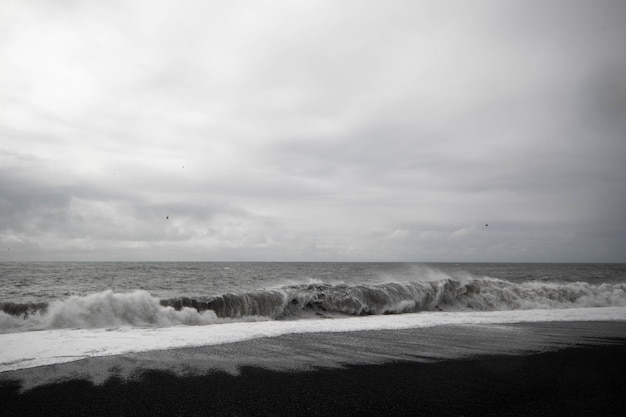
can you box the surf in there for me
[2,306,626,373]
[2,277,625,333]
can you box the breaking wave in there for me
[1,278,625,333]
[159,278,626,318]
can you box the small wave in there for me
[2,278,625,333]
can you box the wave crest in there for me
[2,278,625,333]
[161,278,626,319]
[0,290,266,333]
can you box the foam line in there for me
[1,306,625,372]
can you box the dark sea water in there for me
[3,262,626,302]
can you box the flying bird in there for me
[166,216,169,220]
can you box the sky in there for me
[1,0,625,262]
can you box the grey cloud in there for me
[0,181,72,234]
[0,151,73,232]
[1,0,625,261]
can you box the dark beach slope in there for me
[2,321,626,417]
[2,343,626,417]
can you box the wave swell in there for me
[1,278,625,333]
[161,278,626,318]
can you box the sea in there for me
[1,262,626,385]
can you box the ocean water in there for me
[1,262,626,375]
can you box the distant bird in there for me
[166,216,169,220]
[485,224,488,227]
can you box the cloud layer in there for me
[1,0,625,261]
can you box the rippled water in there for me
[1,262,624,304]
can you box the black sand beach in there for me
[2,322,626,416]
[2,343,626,417]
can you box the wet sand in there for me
[2,322,626,416]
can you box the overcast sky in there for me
[1,0,625,262]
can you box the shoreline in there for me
[2,321,626,416]
[2,341,625,416]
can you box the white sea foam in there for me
[0,290,269,333]
[1,306,625,373]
